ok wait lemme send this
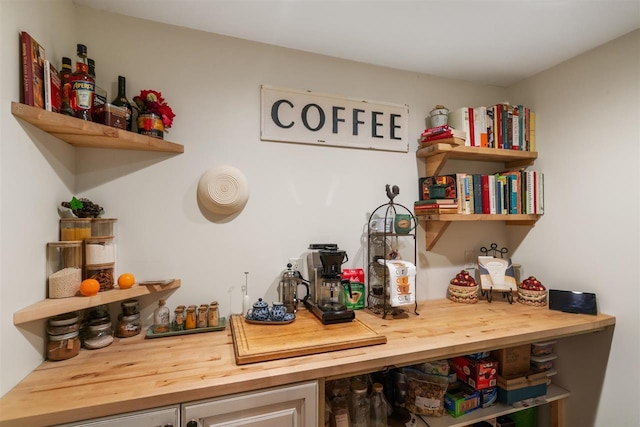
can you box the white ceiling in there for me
[74,0,640,86]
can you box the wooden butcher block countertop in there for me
[0,299,615,427]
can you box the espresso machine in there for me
[303,244,355,324]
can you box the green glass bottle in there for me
[110,76,132,131]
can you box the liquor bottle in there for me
[60,57,73,116]
[369,382,388,427]
[68,44,95,121]
[111,76,132,131]
[153,299,170,333]
[87,58,107,121]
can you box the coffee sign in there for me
[261,85,409,152]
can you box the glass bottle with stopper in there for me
[153,299,170,333]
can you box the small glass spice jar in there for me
[47,312,80,335]
[173,306,185,331]
[208,301,219,327]
[47,330,81,361]
[197,304,208,328]
[116,313,141,338]
[84,321,114,349]
[185,305,197,330]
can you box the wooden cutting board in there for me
[230,310,387,364]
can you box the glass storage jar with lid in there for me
[84,321,114,349]
[47,312,80,335]
[47,330,80,361]
[116,313,141,338]
[60,218,91,241]
[47,241,83,299]
[90,218,117,238]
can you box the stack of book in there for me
[414,199,459,214]
[448,105,536,151]
[419,125,466,147]
[415,172,544,216]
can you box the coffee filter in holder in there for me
[198,166,249,215]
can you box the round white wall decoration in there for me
[197,166,249,215]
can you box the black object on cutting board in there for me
[549,289,598,315]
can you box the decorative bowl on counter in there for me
[448,270,479,304]
[517,276,547,306]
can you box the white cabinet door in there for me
[56,405,179,427]
[182,381,318,427]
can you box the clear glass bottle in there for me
[153,299,170,333]
[370,382,388,427]
[111,76,132,131]
[69,44,95,121]
[349,380,369,427]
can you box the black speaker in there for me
[548,289,597,315]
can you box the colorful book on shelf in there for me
[20,31,46,109]
[414,207,459,215]
[486,107,495,148]
[511,106,520,150]
[448,107,474,147]
[44,60,61,113]
[530,111,536,152]
[415,199,457,205]
[481,175,491,214]
[420,131,465,142]
[414,203,459,210]
[472,174,483,214]
[474,106,488,147]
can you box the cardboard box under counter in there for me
[496,371,548,405]
[491,344,531,376]
[449,356,498,390]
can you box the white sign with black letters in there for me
[260,85,409,152]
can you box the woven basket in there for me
[517,288,548,307]
[448,284,479,304]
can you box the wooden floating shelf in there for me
[416,142,537,176]
[415,214,541,251]
[13,280,181,325]
[11,102,184,154]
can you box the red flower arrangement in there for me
[133,89,176,129]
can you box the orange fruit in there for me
[118,273,135,289]
[80,279,100,296]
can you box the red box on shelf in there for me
[449,356,499,390]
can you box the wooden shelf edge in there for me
[415,214,541,222]
[13,279,181,325]
[418,214,540,251]
[420,384,570,427]
[416,143,537,162]
[11,102,184,154]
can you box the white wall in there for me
[508,30,640,426]
[0,0,77,396]
[1,4,637,427]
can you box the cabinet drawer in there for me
[182,381,318,427]
[56,405,179,427]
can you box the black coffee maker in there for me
[304,245,355,324]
